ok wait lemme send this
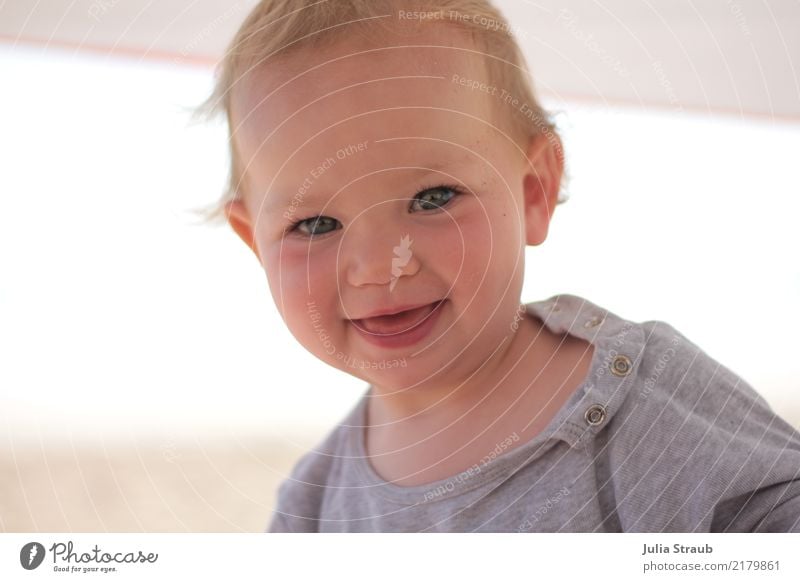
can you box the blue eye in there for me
[287,184,463,238]
[291,216,339,237]
[409,185,462,212]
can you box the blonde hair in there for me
[191,0,567,225]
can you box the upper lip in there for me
[350,300,444,321]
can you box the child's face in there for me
[227,26,560,391]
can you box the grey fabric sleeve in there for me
[623,321,800,532]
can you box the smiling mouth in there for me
[352,300,445,336]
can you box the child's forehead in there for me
[235,77,497,211]
[230,26,495,153]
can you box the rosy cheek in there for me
[265,244,338,342]
[272,243,338,295]
[459,213,494,259]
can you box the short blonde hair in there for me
[191,0,566,225]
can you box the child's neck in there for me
[364,312,594,486]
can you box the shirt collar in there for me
[525,294,646,449]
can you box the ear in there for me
[522,132,564,246]
[226,199,262,262]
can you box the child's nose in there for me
[342,222,420,289]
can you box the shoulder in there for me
[632,316,800,479]
[604,314,800,531]
[267,394,365,532]
[601,310,794,451]
[530,294,777,425]
[633,318,775,428]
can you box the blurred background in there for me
[1,0,798,532]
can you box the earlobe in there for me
[226,199,262,262]
[522,133,564,246]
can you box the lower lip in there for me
[350,300,446,349]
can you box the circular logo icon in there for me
[20,542,46,570]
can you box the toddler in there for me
[194,0,800,532]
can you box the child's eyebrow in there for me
[263,190,330,215]
[262,159,471,215]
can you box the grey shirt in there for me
[268,294,800,532]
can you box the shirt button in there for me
[584,315,603,328]
[610,355,633,377]
[584,404,607,426]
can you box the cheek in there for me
[457,206,522,277]
[265,243,340,332]
[449,199,525,317]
